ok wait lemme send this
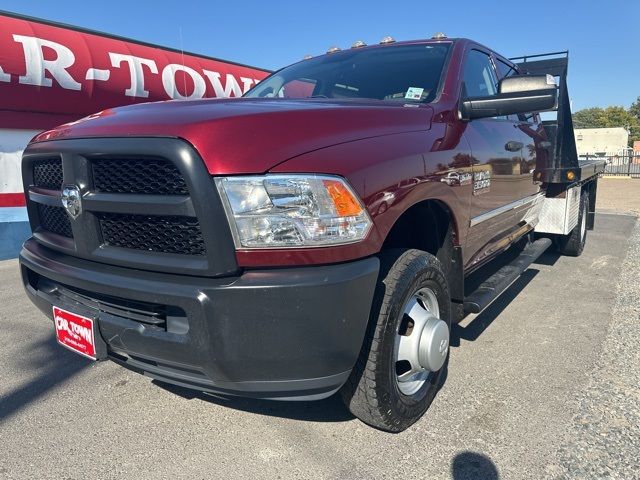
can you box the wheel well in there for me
[382,200,464,303]
[382,200,455,255]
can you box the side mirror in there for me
[460,74,558,120]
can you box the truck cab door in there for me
[494,57,543,201]
[461,49,540,269]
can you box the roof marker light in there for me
[327,46,341,54]
[379,36,396,44]
[351,40,367,49]
[432,32,447,39]
[303,54,313,60]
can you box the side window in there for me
[463,50,498,98]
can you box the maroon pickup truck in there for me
[19,35,604,432]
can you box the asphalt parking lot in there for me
[1,212,638,480]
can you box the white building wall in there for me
[574,127,629,156]
[1,129,43,194]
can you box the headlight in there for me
[215,175,372,248]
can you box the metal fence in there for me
[596,154,640,177]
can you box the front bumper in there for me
[20,238,379,400]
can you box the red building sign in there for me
[0,11,271,130]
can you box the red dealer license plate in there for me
[53,306,99,360]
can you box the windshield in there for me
[245,43,450,103]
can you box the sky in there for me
[1,0,638,111]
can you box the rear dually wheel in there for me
[556,189,589,257]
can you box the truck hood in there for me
[32,98,433,175]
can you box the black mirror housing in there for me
[461,74,558,120]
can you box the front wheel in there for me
[340,249,451,432]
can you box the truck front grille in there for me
[22,138,237,277]
[33,158,63,190]
[38,204,73,238]
[98,213,206,255]
[92,158,189,195]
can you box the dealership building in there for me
[0,11,269,259]
[574,127,630,157]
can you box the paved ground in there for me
[549,217,640,479]
[596,177,640,216]
[0,212,637,480]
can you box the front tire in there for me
[340,249,451,432]
[556,190,589,257]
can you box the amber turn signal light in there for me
[323,179,363,216]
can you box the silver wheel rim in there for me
[394,287,448,396]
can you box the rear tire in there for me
[340,249,451,432]
[556,190,588,257]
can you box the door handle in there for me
[505,141,524,152]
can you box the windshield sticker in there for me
[405,87,424,100]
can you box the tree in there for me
[601,106,638,130]
[629,97,640,122]
[629,98,640,145]
[572,107,606,129]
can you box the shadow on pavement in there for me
[0,333,89,422]
[152,380,355,423]
[451,451,500,479]
[533,249,561,267]
[451,269,539,347]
